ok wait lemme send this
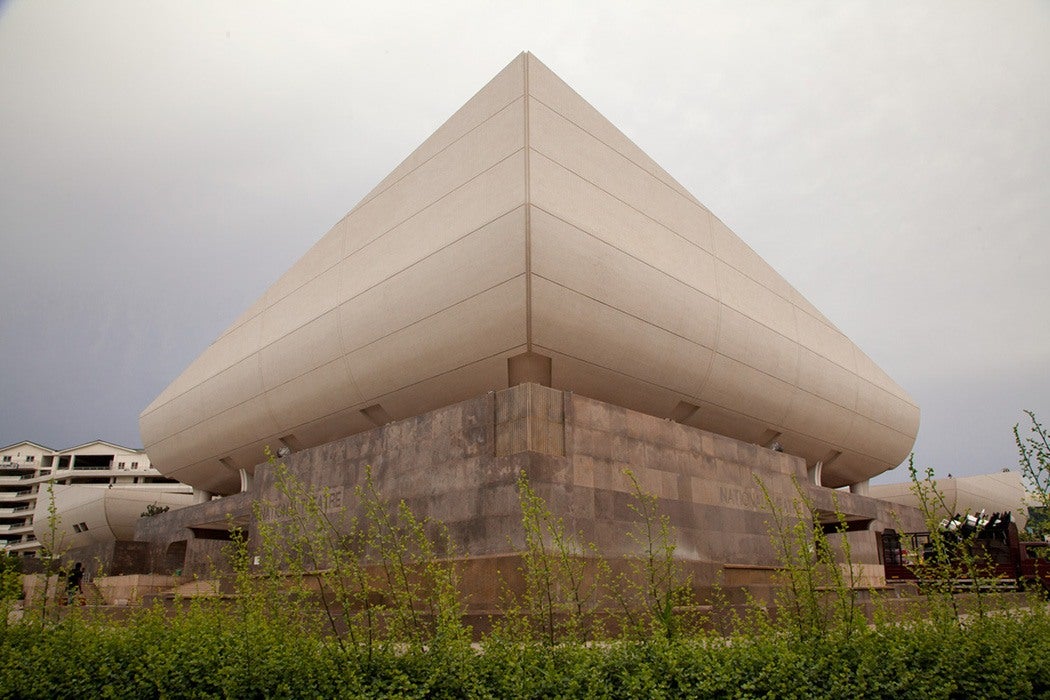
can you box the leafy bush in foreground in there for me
[3,603,1050,699]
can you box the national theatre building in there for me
[135,54,922,603]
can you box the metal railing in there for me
[0,507,31,515]
[0,463,36,472]
[0,473,40,481]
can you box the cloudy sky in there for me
[1,1,1047,483]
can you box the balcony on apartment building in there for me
[0,506,32,515]
[0,463,37,475]
[0,472,42,484]
[54,453,144,472]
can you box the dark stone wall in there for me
[250,383,923,572]
[253,390,534,558]
[134,491,252,577]
[134,383,925,602]
[61,541,150,579]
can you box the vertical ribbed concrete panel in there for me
[141,53,918,494]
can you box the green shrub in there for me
[4,603,1050,697]
[8,434,1050,697]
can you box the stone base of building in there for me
[133,383,924,607]
[78,540,150,574]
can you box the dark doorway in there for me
[165,540,188,574]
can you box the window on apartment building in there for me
[118,462,125,468]
[131,462,139,468]
[2,456,10,463]
[25,455,34,463]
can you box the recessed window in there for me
[360,404,392,426]
[279,434,303,452]
[117,462,125,468]
[131,462,139,468]
[1,456,10,463]
[25,455,34,463]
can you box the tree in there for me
[1015,410,1050,538]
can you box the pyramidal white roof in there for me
[141,53,918,494]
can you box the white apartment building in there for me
[0,439,192,556]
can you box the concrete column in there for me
[849,479,870,496]
[507,351,552,386]
[807,461,823,486]
[192,488,213,504]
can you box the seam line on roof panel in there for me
[526,89,699,206]
[254,351,281,439]
[524,147,886,389]
[215,119,527,345]
[340,274,525,356]
[274,267,516,407]
[334,303,366,413]
[353,85,525,212]
[531,272,716,353]
[529,93,709,232]
[776,297,805,429]
[529,147,713,264]
[841,343,865,456]
[147,276,526,442]
[532,274,864,419]
[534,271,718,400]
[284,208,525,355]
[524,53,533,352]
[331,210,364,407]
[529,202,721,307]
[529,202,810,357]
[341,146,525,265]
[143,205,528,418]
[531,149,797,314]
[526,169,892,392]
[344,345,526,417]
[155,148,525,410]
[350,96,527,226]
[698,209,722,402]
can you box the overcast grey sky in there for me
[1,1,1047,483]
